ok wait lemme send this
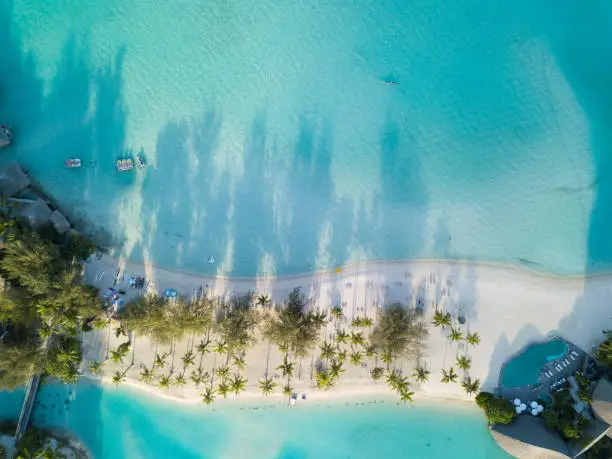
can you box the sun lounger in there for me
[571,350,579,357]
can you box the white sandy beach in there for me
[82,256,612,406]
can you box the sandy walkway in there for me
[82,256,612,405]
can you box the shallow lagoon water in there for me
[0,381,511,459]
[1,0,611,276]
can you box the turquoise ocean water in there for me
[0,381,511,459]
[1,0,611,276]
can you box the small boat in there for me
[135,154,146,168]
[65,158,82,168]
[383,81,399,86]
[0,125,12,148]
[116,158,134,172]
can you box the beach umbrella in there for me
[531,401,538,408]
[514,399,521,406]
[531,409,538,416]
[515,407,522,414]
[164,288,178,299]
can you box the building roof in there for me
[592,378,612,425]
[49,210,70,234]
[17,198,52,229]
[491,416,570,459]
[0,162,30,198]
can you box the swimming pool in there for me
[501,339,568,388]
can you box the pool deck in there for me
[499,340,589,402]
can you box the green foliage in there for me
[399,389,415,404]
[440,367,458,384]
[349,331,365,346]
[476,394,516,425]
[173,373,187,387]
[109,341,130,364]
[466,332,481,346]
[44,336,82,384]
[351,317,373,328]
[413,367,430,383]
[315,370,334,390]
[330,306,344,320]
[217,382,230,398]
[595,336,612,370]
[190,368,209,387]
[329,359,345,380]
[275,355,295,378]
[255,294,271,308]
[0,340,41,390]
[232,354,246,370]
[119,294,215,345]
[370,367,385,380]
[349,350,364,366]
[63,233,97,261]
[475,392,494,409]
[449,327,463,342]
[139,366,155,384]
[182,351,196,368]
[218,293,259,353]
[456,355,471,370]
[201,386,216,405]
[461,377,481,396]
[112,371,125,385]
[543,390,587,440]
[216,366,230,380]
[319,341,336,361]
[432,310,452,328]
[282,384,294,397]
[158,375,172,389]
[230,374,248,396]
[153,352,169,370]
[335,329,349,344]
[263,288,327,357]
[258,376,277,395]
[386,372,411,394]
[370,303,428,361]
[88,361,104,375]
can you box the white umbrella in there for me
[520,403,527,410]
[531,409,538,416]
[530,401,538,408]
[514,398,521,406]
[516,407,522,414]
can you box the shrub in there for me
[475,392,516,425]
[475,391,494,409]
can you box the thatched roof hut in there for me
[49,210,70,234]
[17,198,51,229]
[592,379,612,425]
[491,416,570,458]
[0,161,30,198]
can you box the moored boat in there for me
[65,158,82,168]
[116,158,134,172]
[0,125,12,148]
[136,154,146,168]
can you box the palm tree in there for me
[109,346,129,364]
[112,371,125,385]
[386,373,410,393]
[364,344,376,358]
[432,310,452,328]
[370,367,385,381]
[337,349,348,362]
[440,367,458,384]
[190,368,208,386]
[315,370,334,390]
[256,294,271,308]
[456,355,471,370]
[153,352,169,370]
[276,356,295,378]
[335,329,349,344]
[213,340,229,355]
[349,331,365,347]
[282,384,294,397]
[349,350,364,366]
[158,375,172,389]
[232,354,246,370]
[466,332,481,346]
[399,389,415,404]
[173,373,187,387]
[381,351,393,365]
[413,367,430,383]
[351,317,373,328]
[216,365,230,380]
[139,365,155,383]
[182,351,196,368]
[449,327,463,342]
[329,306,344,320]
[319,341,336,361]
[258,376,277,396]
[461,376,481,396]
[217,381,230,399]
[88,361,104,375]
[115,324,127,338]
[201,386,216,405]
[329,359,345,380]
[230,374,248,396]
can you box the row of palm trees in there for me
[432,308,482,396]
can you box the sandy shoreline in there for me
[82,255,612,408]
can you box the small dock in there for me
[14,373,42,444]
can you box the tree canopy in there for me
[369,303,428,361]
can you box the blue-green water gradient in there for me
[0,381,511,459]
